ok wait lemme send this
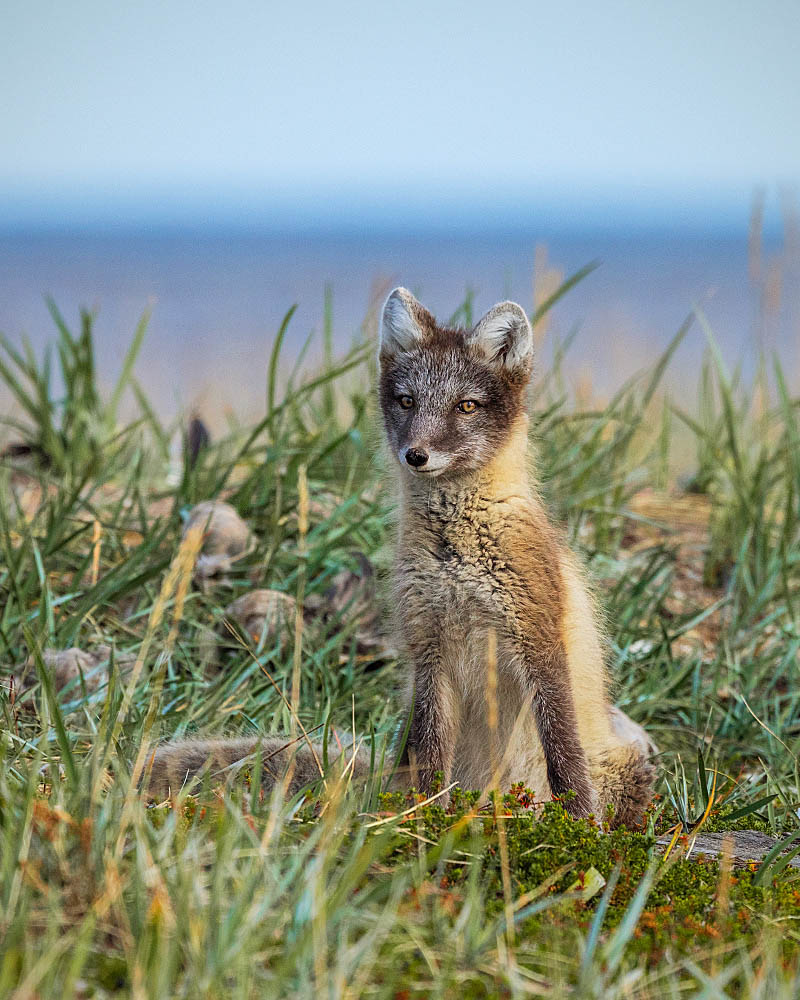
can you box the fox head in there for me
[378,287,533,479]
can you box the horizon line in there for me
[0,179,787,237]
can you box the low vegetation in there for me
[1,282,800,997]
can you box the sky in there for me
[2,0,799,230]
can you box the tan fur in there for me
[144,735,372,799]
[558,552,615,749]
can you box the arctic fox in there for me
[146,289,656,827]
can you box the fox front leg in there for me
[518,642,597,818]
[400,641,459,801]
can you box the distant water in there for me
[1,228,798,429]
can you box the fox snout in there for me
[396,445,452,476]
[405,447,428,468]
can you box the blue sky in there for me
[2,0,799,229]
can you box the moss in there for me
[375,783,800,967]
[140,778,800,971]
[690,811,771,835]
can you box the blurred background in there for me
[2,0,799,426]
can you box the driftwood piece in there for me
[656,829,800,869]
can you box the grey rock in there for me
[225,589,296,646]
[184,500,255,580]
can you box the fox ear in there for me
[468,301,533,373]
[379,287,427,357]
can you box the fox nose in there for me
[405,447,429,468]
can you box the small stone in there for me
[184,500,255,579]
[9,645,135,704]
[304,554,394,661]
[225,589,296,645]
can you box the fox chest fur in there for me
[394,488,563,796]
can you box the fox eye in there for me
[397,395,414,409]
[457,399,479,414]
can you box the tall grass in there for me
[1,282,800,997]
